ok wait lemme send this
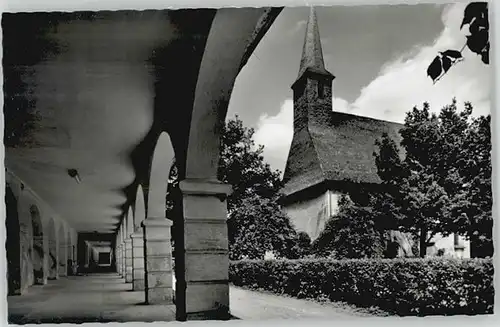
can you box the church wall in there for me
[285,190,342,241]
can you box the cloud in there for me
[255,3,490,171]
[333,97,352,113]
[348,3,490,122]
[253,99,294,173]
[288,20,307,36]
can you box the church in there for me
[280,8,469,258]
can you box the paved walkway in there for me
[8,273,372,323]
[7,273,175,324]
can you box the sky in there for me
[227,2,491,173]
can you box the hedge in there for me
[229,258,494,316]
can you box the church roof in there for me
[295,7,334,83]
[282,112,403,197]
[282,7,403,198]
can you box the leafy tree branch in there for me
[427,2,489,83]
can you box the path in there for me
[8,273,376,323]
[230,285,377,319]
[8,273,175,324]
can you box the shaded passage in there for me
[8,273,175,324]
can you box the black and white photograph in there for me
[1,0,495,324]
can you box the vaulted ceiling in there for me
[3,10,214,233]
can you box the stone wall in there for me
[6,171,77,292]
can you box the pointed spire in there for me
[296,7,333,81]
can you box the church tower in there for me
[291,7,335,131]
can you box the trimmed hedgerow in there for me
[229,258,494,316]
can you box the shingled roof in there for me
[282,112,403,197]
[295,7,334,83]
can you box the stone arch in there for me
[176,10,279,319]
[134,185,146,232]
[185,8,276,179]
[29,205,45,284]
[47,217,58,279]
[147,131,175,219]
[58,224,67,276]
[6,184,22,295]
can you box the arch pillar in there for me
[178,179,232,320]
[47,218,58,280]
[66,231,73,275]
[121,227,126,278]
[125,238,133,283]
[117,243,122,275]
[116,231,122,276]
[121,242,126,277]
[58,228,67,277]
[131,186,146,291]
[141,218,173,304]
[48,239,58,279]
[131,230,145,290]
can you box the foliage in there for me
[311,195,386,259]
[218,116,283,212]
[373,99,492,257]
[427,2,489,83]
[449,114,492,257]
[166,116,297,260]
[228,194,300,260]
[229,258,494,316]
[166,116,282,214]
[294,232,312,257]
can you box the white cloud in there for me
[288,20,307,36]
[255,3,490,171]
[333,97,352,113]
[349,3,490,122]
[253,99,294,173]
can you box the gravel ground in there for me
[229,285,389,320]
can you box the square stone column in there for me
[116,244,122,275]
[141,217,173,304]
[131,231,145,291]
[58,244,67,277]
[48,240,59,280]
[121,242,126,278]
[125,238,133,283]
[118,243,125,277]
[179,179,232,320]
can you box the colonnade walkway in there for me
[7,273,175,324]
[8,273,372,323]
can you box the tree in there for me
[228,194,300,260]
[218,116,283,212]
[449,114,492,257]
[427,2,489,83]
[294,232,312,257]
[166,116,298,260]
[311,195,386,259]
[373,99,492,257]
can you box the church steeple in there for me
[290,7,335,133]
[295,7,334,83]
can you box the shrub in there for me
[229,257,494,316]
[228,194,300,260]
[311,195,386,259]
